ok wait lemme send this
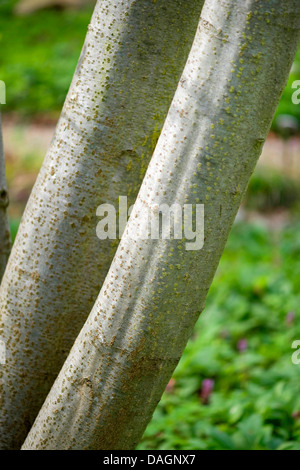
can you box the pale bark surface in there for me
[0,113,11,282]
[22,0,300,451]
[0,0,204,449]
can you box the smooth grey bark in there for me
[0,112,11,282]
[22,0,300,451]
[0,0,204,449]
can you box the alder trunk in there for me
[0,113,10,282]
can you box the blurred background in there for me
[1,0,300,450]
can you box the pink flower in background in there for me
[200,379,214,405]
[237,338,248,353]
[165,378,176,393]
[286,311,296,326]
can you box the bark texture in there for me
[0,113,11,282]
[0,0,204,449]
[22,0,300,451]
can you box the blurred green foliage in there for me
[139,221,300,450]
[0,0,92,116]
[245,169,300,212]
[9,218,20,242]
[0,0,299,131]
[273,48,300,135]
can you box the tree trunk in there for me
[22,0,300,451]
[0,112,11,282]
[0,0,204,449]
